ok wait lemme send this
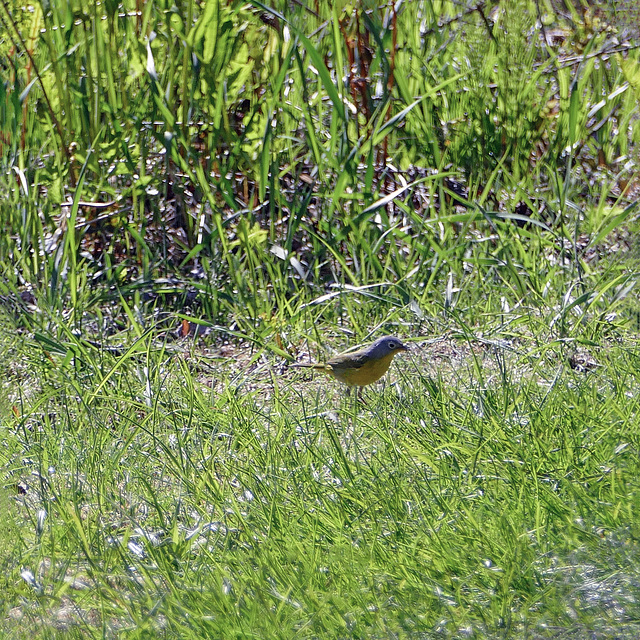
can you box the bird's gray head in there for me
[368,336,409,358]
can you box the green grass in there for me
[2,312,640,638]
[2,0,639,325]
[2,0,640,636]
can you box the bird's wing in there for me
[327,350,369,371]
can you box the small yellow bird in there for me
[292,335,408,388]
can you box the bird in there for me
[291,335,408,388]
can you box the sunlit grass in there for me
[2,0,640,636]
[1,308,640,637]
[2,0,638,329]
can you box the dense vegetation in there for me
[1,0,640,637]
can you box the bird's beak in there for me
[399,343,409,351]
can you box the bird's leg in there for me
[356,386,370,407]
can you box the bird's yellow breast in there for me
[328,352,396,387]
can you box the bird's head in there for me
[368,336,409,359]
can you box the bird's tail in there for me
[291,362,325,370]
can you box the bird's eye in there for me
[388,341,396,349]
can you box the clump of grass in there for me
[1,0,638,333]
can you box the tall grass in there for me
[0,0,637,337]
